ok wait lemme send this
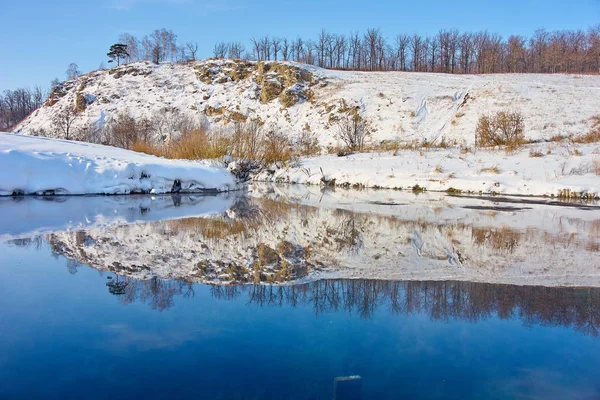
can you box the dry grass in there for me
[131,140,163,157]
[529,149,544,158]
[594,156,600,176]
[472,227,521,253]
[132,122,293,164]
[479,165,501,174]
[572,116,600,144]
[133,128,229,160]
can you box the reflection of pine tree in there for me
[106,275,128,295]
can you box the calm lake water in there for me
[1,187,599,399]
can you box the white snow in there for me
[0,133,236,196]
[255,143,600,198]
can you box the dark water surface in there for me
[1,192,599,399]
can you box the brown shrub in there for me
[130,120,293,165]
[472,227,521,253]
[476,110,525,148]
[262,131,292,164]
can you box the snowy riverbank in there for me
[256,143,600,198]
[0,133,235,196]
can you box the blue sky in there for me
[1,0,599,91]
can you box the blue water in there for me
[1,241,599,400]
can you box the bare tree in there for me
[186,42,199,61]
[66,63,81,80]
[213,42,227,59]
[281,38,290,61]
[100,25,600,76]
[271,37,281,61]
[52,104,80,140]
[395,34,410,71]
[119,33,139,63]
[336,113,369,151]
[0,87,46,130]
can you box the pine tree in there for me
[107,44,129,66]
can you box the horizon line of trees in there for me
[113,25,600,75]
[213,25,600,74]
[0,87,45,130]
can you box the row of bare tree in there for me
[214,26,600,74]
[0,87,45,130]
[118,28,180,64]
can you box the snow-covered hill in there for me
[14,59,600,147]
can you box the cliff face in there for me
[14,59,600,147]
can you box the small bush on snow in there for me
[476,110,525,149]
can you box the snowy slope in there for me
[13,59,600,147]
[0,133,235,195]
[256,142,600,198]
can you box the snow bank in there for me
[255,143,600,198]
[0,133,236,196]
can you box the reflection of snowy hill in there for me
[32,186,600,287]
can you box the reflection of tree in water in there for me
[110,277,600,337]
[115,276,195,311]
[106,275,128,295]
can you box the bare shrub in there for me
[107,111,154,149]
[336,113,369,151]
[593,156,600,176]
[151,107,196,142]
[79,122,102,144]
[476,110,524,148]
[296,127,320,156]
[230,121,263,160]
